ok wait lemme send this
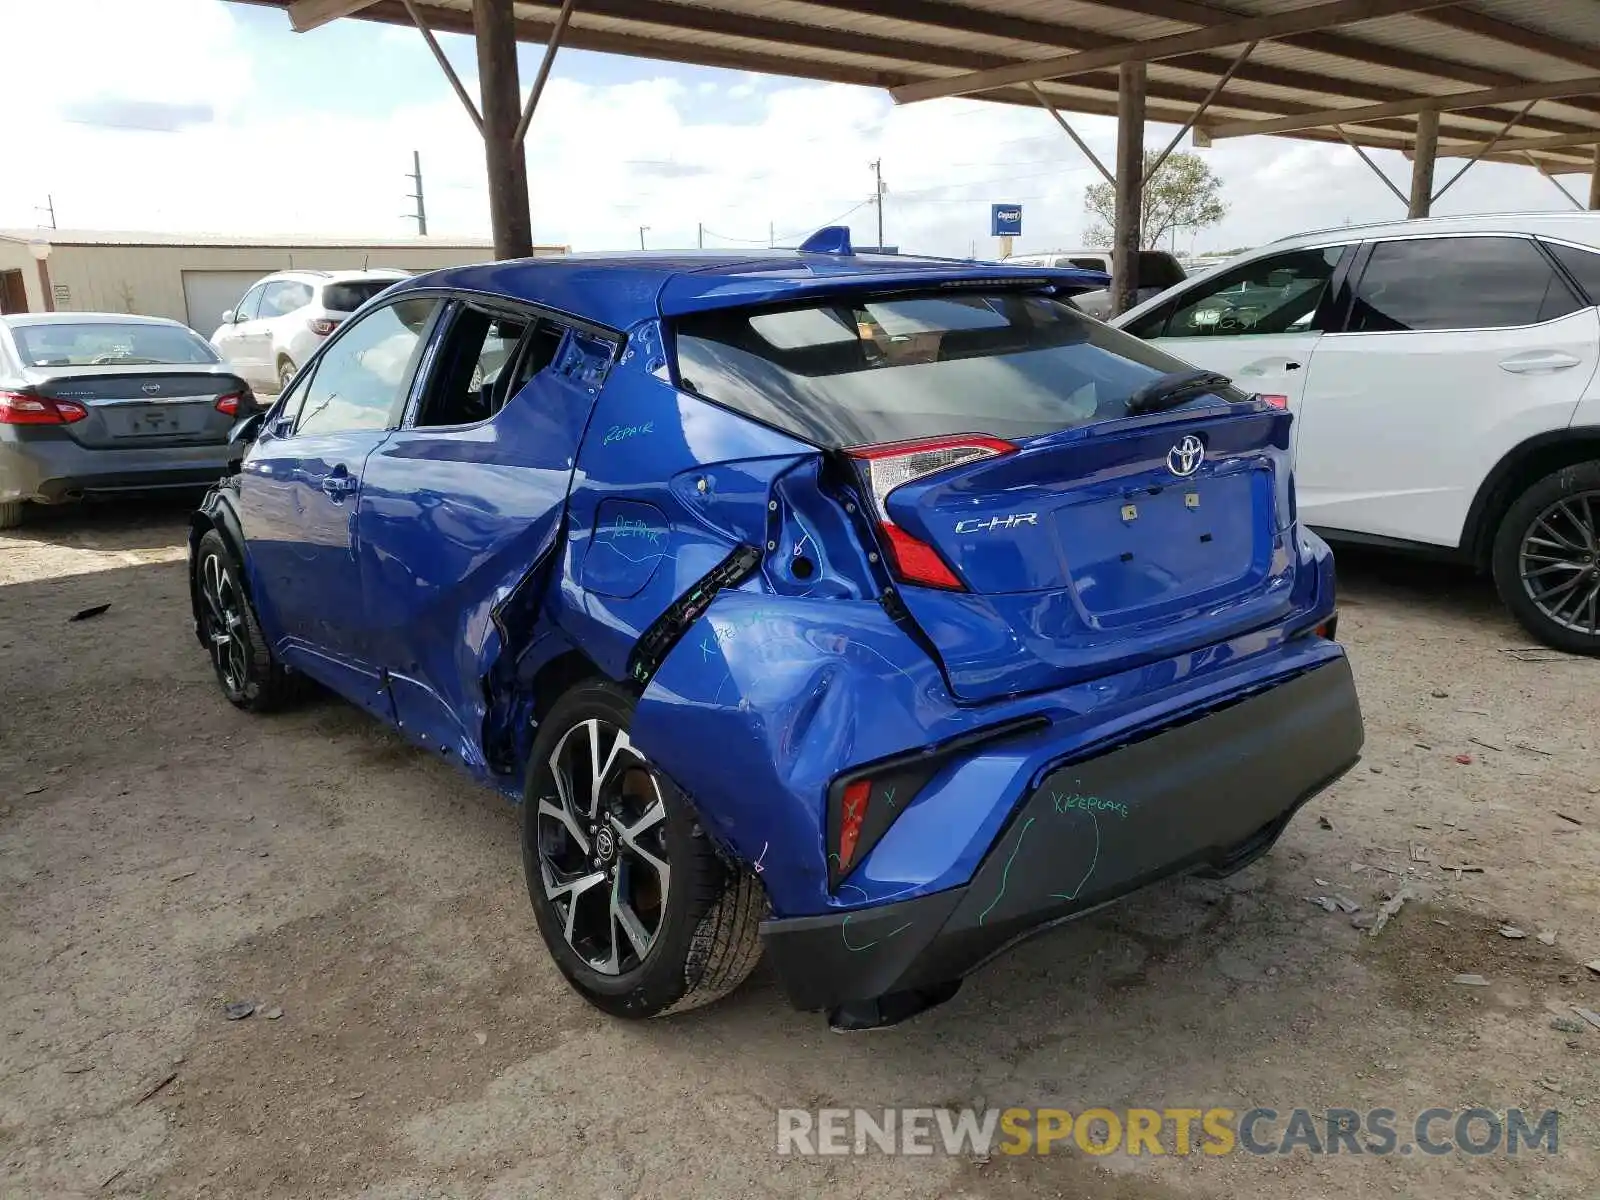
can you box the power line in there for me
[700,197,876,247]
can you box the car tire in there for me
[277,357,297,394]
[1491,460,1600,655]
[193,529,299,710]
[522,679,764,1018]
[0,500,23,530]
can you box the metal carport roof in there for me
[248,0,1600,172]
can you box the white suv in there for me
[1114,212,1600,653]
[210,269,408,393]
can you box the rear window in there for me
[11,322,218,367]
[673,289,1221,446]
[322,279,400,313]
[1138,252,1187,290]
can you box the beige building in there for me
[0,230,565,338]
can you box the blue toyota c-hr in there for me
[188,230,1363,1029]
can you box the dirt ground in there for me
[1,496,1596,1200]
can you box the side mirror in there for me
[229,412,265,445]
[221,309,236,325]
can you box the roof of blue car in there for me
[397,250,1109,331]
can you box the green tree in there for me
[1084,151,1227,249]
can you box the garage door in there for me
[181,270,273,339]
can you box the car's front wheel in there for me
[194,529,298,710]
[521,680,763,1018]
[1492,461,1600,655]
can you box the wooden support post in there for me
[1591,145,1600,211]
[1410,107,1438,219]
[1112,61,1146,317]
[473,0,532,259]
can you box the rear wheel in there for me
[194,530,298,710]
[521,680,763,1018]
[0,501,22,530]
[277,357,297,393]
[1492,461,1600,655]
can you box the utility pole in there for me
[639,225,649,250]
[870,159,885,248]
[769,220,775,248]
[404,151,428,235]
[697,221,703,249]
[37,194,56,230]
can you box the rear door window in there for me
[1349,236,1581,332]
[260,281,313,318]
[673,290,1235,447]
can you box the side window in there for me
[260,281,313,318]
[1349,237,1581,333]
[551,330,616,386]
[1540,240,1600,307]
[414,304,534,428]
[1155,245,1346,339]
[234,284,265,322]
[295,298,438,437]
[1067,256,1107,272]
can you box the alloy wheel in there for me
[199,552,249,693]
[535,718,671,976]
[1519,489,1600,635]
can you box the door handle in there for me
[1499,351,1581,374]
[1236,358,1302,377]
[320,471,358,499]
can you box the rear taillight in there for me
[309,317,342,336]
[1258,393,1289,409]
[214,391,245,416]
[836,779,871,871]
[847,434,1015,590]
[0,391,87,425]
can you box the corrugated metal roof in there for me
[240,0,1600,172]
[0,229,504,248]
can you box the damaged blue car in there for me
[188,231,1363,1029]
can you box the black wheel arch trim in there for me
[188,483,252,647]
[1461,426,1600,567]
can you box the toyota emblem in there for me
[1167,435,1205,478]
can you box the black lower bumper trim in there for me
[762,657,1364,1013]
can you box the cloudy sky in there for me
[5,0,1591,257]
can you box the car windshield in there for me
[673,289,1236,447]
[322,279,400,313]
[11,322,218,367]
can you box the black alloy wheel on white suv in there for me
[1492,461,1600,654]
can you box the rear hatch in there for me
[672,284,1300,703]
[21,365,252,449]
[874,406,1295,700]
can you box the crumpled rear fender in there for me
[630,591,968,917]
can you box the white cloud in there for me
[3,0,1586,257]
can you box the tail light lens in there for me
[836,779,871,872]
[309,317,342,336]
[0,391,88,425]
[847,434,1015,590]
[1258,393,1289,409]
[214,391,246,416]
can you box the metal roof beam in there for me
[1441,129,1600,157]
[1205,74,1600,141]
[888,0,1454,105]
[287,0,377,32]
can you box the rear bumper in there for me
[0,434,234,503]
[759,656,1363,1012]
